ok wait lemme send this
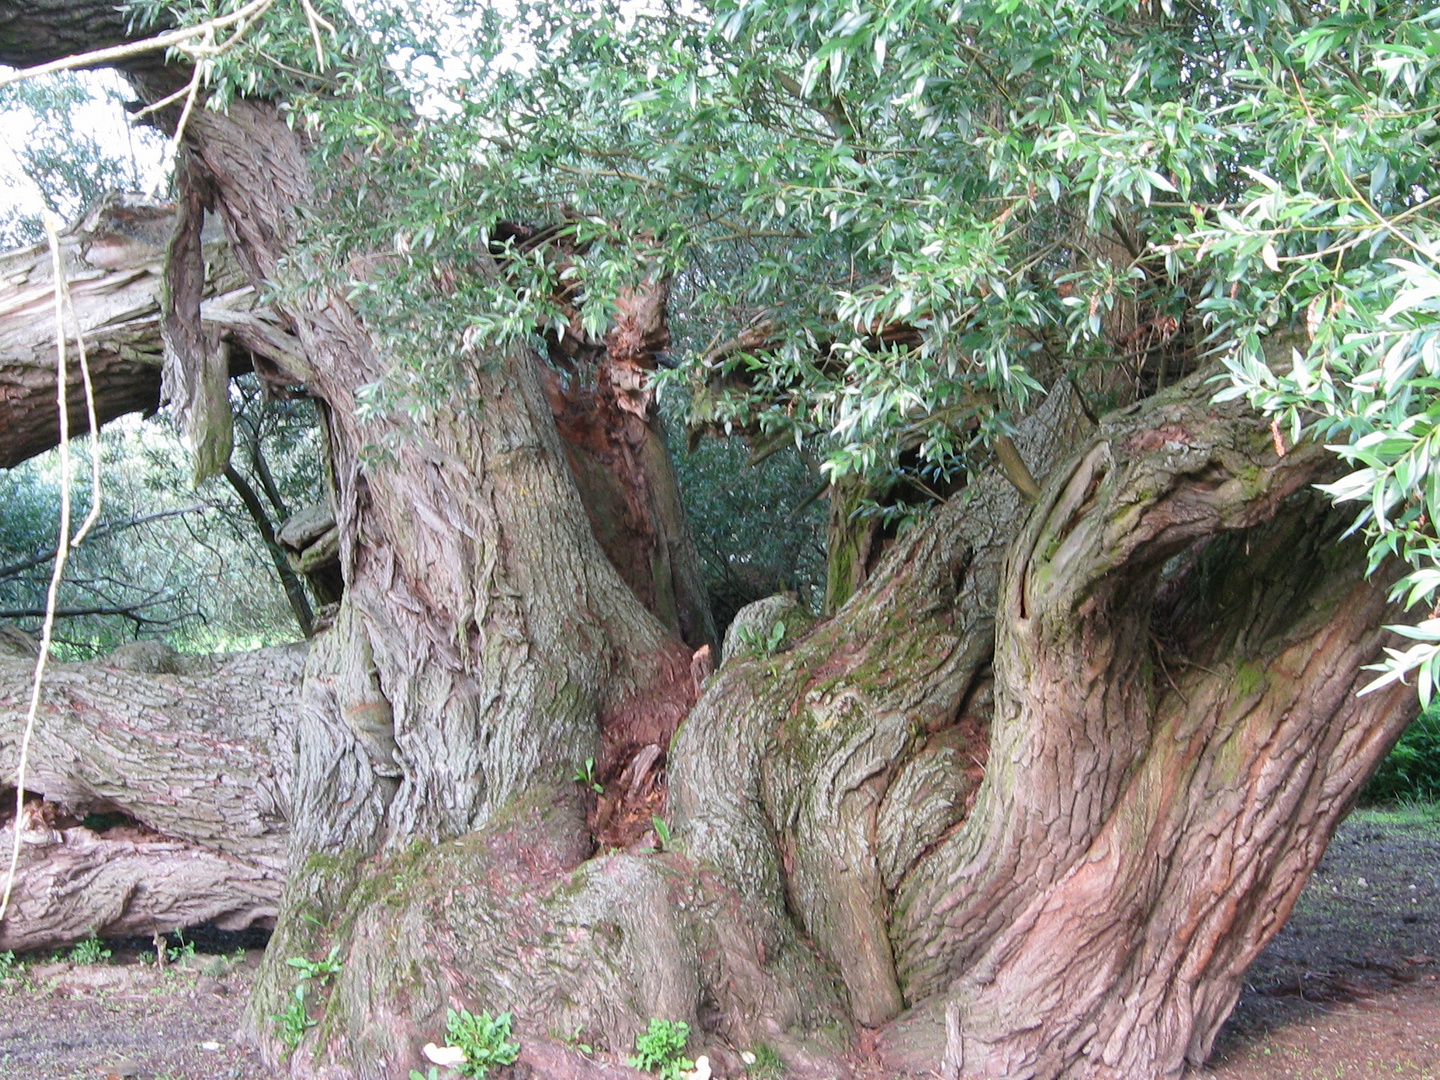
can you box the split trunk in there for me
[0,11,1421,1080]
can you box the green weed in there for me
[736,621,787,658]
[271,984,315,1049]
[286,944,343,984]
[574,757,603,793]
[746,1041,786,1079]
[628,1018,693,1080]
[69,934,111,965]
[445,1007,521,1078]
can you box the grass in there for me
[1349,801,1440,831]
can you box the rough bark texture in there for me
[0,642,302,949]
[0,0,138,68]
[124,94,706,1074]
[0,191,310,469]
[534,258,717,651]
[0,9,1422,1080]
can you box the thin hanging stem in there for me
[0,214,80,924]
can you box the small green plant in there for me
[736,621,786,658]
[409,1070,439,1080]
[651,815,673,850]
[574,757,603,793]
[746,1041,787,1079]
[68,934,111,965]
[286,944,343,984]
[628,1018,692,1080]
[166,932,196,964]
[446,1007,521,1078]
[271,984,315,1049]
[0,950,17,981]
[558,1025,593,1055]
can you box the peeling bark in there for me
[0,809,281,951]
[0,9,1422,1080]
[0,191,310,469]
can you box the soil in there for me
[1203,803,1440,1079]
[0,806,1436,1080]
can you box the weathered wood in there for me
[0,191,310,469]
[0,806,281,951]
[0,642,302,950]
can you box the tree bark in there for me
[0,642,301,949]
[0,191,310,469]
[0,10,1422,1080]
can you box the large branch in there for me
[0,0,139,69]
[0,192,311,469]
[0,641,302,950]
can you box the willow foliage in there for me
[127,0,1440,686]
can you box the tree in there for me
[0,2,1428,1079]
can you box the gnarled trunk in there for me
[0,10,1421,1080]
[0,642,300,949]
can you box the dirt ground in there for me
[0,805,1436,1080]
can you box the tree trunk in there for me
[0,190,311,469]
[0,11,1422,1080]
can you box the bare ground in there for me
[0,805,1436,1080]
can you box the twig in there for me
[64,243,102,545]
[146,30,210,198]
[0,0,276,90]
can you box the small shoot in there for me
[574,757,603,793]
[628,1018,693,1080]
[652,815,673,850]
[736,621,787,658]
[286,944,344,984]
[166,931,197,964]
[68,933,111,965]
[271,983,315,1049]
[445,1007,521,1078]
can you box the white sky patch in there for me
[0,68,165,226]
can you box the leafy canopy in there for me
[125,0,1440,688]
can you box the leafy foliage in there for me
[444,1007,521,1079]
[735,619,787,658]
[670,430,826,629]
[628,1018,693,1080]
[104,0,1440,691]
[1364,709,1440,805]
[0,379,324,655]
[0,72,163,245]
[68,933,111,965]
[286,945,343,983]
[271,983,315,1049]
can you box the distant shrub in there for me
[1363,708,1440,804]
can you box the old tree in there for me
[1,0,1437,1077]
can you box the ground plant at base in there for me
[287,944,344,983]
[628,1019,693,1080]
[445,1007,521,1079]
[271,983,314,1049]
[68,934,110,965]
[746,1042,786,1079]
